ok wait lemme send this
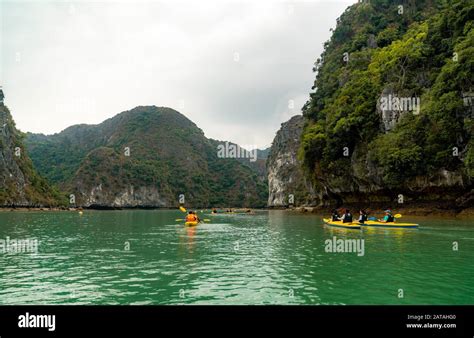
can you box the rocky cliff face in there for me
[266,115,311,207]
[0,105,28,205]
[267,113,473,211]
[0,101,63,206]
[295,0,473,211]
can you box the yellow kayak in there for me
[323,218,361,229]
[185,221,199,227]
[362,220,418,228]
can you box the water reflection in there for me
[186,226,196,249]
[0,211,472,305]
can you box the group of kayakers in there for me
[331,208,395,224]
[186,208,253,222]
[211,208,253,214]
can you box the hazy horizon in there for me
[1,0,353,148]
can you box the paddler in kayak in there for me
[338,209,353,223]
[185,211,200,224]
[211,208,218,214]
[357,209,368,224]
[379,210,395,223]
[331,209,340,221]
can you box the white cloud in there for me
[1,0,352,147]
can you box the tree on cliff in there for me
[299,0,473,202]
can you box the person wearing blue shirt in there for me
[379,210,394,223]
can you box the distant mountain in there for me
[209,139,269,182]
[0,99,65,207]
[257,148,270,160]
[26,106,268,208]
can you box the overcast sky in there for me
[1,0,353,148]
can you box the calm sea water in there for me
[0,210,472,305]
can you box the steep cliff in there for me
[298,0,473,210]
[266,115,310,207]
[0,98,64,207]
[26,106,268,208]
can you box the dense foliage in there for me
[26,106,268,207]
[0,105,66,206]
[300,0,473,190]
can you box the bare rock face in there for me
[79,184,167,208]
[267,115,310,207]
[377,87,421,132]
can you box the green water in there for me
[0,210,472,305]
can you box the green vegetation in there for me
[26,106,268,207]
[300,0,473,191]
[0,105,66,206]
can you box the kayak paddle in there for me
[369,214,402,221]
[175,218,211,222]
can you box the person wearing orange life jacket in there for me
[185,211,197,223]
[186,211,201,223]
